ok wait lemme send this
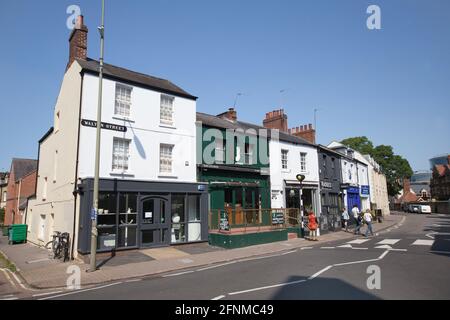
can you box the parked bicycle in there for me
[45,231,70,262]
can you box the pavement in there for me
[0,213,407,299]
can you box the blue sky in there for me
[0,0,449,172]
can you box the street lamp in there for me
[89,0,106,273]
[296,174,306,230]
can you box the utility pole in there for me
[89,0,105,273]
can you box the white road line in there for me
[347,239,371,245]
[224,250,392,297]
[338,244,353,248]
[412,239,434,246]
[320,247,335,249]
[351,247,369,250]
[375,245,393,250]
[308,266,333,280]
[125,279,142,283]
[300,247,313,250]
[39,282,123,300]
[211,295,226,300]
[1,268,17,289]
[376,239,400,245]
[32,291,63,297]
[1,297,18,301]
[197,262,237,272]
[228,279,307,296]
[162,271,194,278]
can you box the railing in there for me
[209,208,301,234]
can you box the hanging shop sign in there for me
[81,119,127,132]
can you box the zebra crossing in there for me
[333,238,436,251]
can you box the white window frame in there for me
[281,149,289,170]
[160,94,174,126]
[160,144,174,174]
[300,152,307,172]
[112,137,131,172]
[114,83,132,118]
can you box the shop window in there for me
[97,192,117,250]
[188,195,201,242]
[224,188,233,207]
[118,193,137,248]
[171,195,186,243]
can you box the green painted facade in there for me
[198,125,271,229]
[209,229,288,249]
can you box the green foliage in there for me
[340,137,413,197]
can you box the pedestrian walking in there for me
[341,207,350,232]
[364,209,374,237]
[307,211,319,241]
[352,205,362,235]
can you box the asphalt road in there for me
[32,213,450,300]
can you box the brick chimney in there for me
[289,124,316,144]
[263,109,288,132]
[67,15,88,71]
[403,178,411,194]
[217,108,237,122]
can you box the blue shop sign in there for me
[361,185,370,195]
[348,187,360,194]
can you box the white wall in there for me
[77,74,197,183]
[27,62,83,248]
[341,159,358,185]
[269,140,319,208]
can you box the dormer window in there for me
[160,94,174,125]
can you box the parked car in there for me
[407,204,420,213]
[418,205,432,214]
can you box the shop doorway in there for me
[140,196,170,248]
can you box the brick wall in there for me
[4,171,37,225]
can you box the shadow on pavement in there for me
[270,276,381,300]
[423,215,450,257]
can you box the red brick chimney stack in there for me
[403,178,411,194]
[67,15,88,71]
[289,123,316,144]
[263,109,288,132]
[217,108,237,122]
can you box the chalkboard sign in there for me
[219,213,230,231]
[272,212,285,225]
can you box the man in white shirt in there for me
[364,209,374,237]
[352,205,362,235]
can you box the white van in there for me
[419,205,432,214]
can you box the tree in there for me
[341,136,374,155]
[340,138,413,197]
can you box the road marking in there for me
[39,282,123,300]
[32,291,63,297]
[308,266,333,280]
[375,245,393,250]
[347,239,370,245]
[334,250,390,267]
[197,261,237,272]
[412,240,434,246]
[1,268,17,289]
[352,247,369,250]
[228,279,307,296]
[377,239,400,245]
[125,279,142,283]
[211,295,226,300]
[320,247,335,249]
[338,244,353,248]
[300,247,313,250]
[162,271,194,278]
[1,297,18,300]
